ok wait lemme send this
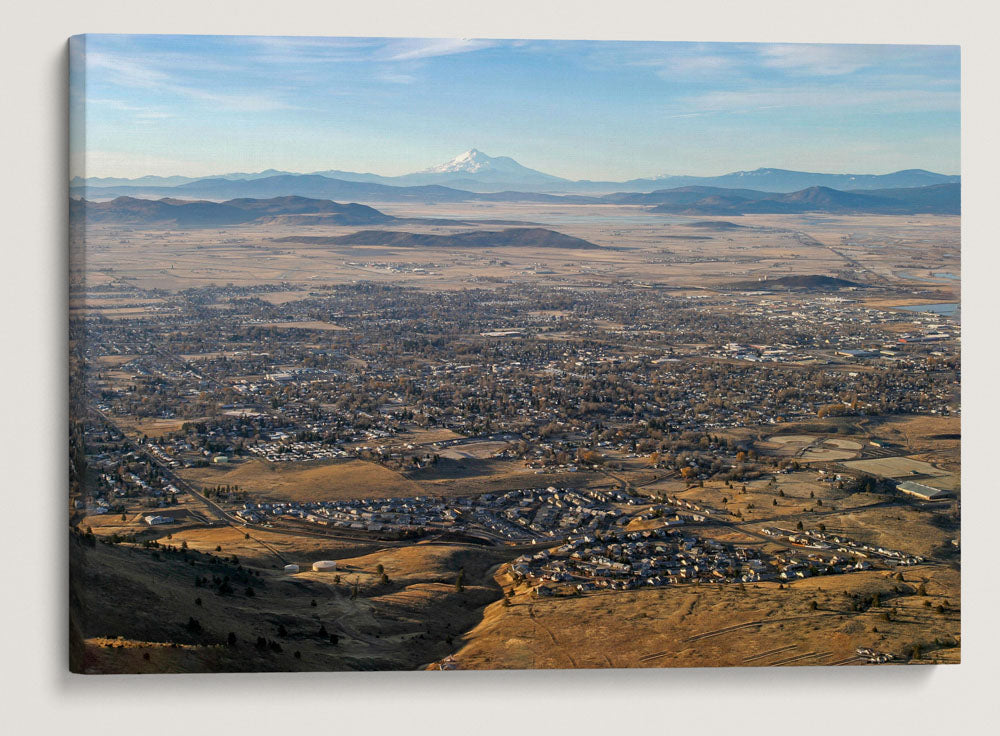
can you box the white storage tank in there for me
[312,560,338,572]
[283,564,300,573]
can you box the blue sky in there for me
[70,35,960,180]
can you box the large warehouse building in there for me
[897,481,952,500]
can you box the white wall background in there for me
[1,2,996,734]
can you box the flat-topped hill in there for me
[729,274,866,290]
[274,227,604,250]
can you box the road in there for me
[90,405,290,564]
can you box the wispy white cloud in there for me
[85,51,294,112]
[381,38,495,62]
[172,86,294,112]
[377,71,417,84]
[234,36,494,65]
[238,35,379,66]
[570,42,738,79]
[88,98,146,111]
[88,97,175,120]
[658,54,734,75]
[676,85,958,115]
[576,41,957,88]
[134,111,175,120]
[86,51,171,87]
[755,43,958,79]
[757,44,886,76]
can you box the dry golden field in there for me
[178,458,425,501]
[72,207,959,297]
[156,525,382,568]
[444,566,959,670]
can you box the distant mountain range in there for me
[71,179,960,227]
[74,149,960,195]
[69,169,292,189]
[70,195,396,228]
[68,195,603,248]
[71,174,589,204]
[638,184,960,215]
[69,195,548,230]
[619,167,959,195]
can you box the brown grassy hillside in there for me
[69,531,507,674]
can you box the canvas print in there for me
[68,35,960,673]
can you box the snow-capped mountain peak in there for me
[420,149,570,182]
[424,149,508,174]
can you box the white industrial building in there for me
[144,515,174,525]
[897,481,951,500]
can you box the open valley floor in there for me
[69,201,960,672]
